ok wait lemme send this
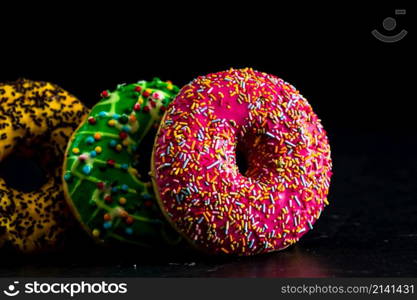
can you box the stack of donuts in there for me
[0,68,332,256]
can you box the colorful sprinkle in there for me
[119,132,128,140]
[82,165,92,175]
[101,90,109,98]
[88,117,96,125]
[92,229,100,237]
[85,136,95,144]
[103,221,112,229]
[109,140,117,147]
[134,103,141,111]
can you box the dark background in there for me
[0,4,415,277]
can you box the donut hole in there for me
[134,125,159,182]
[235,148,249,175]
[235,132,274,180]
[0,153,48,193]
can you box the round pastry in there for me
[152,68,333,256]
[0,79,89,253]
[63,78,182,247]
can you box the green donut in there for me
[63,78,181,247]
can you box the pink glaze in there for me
[153,68,332,255]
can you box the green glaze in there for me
[63,78,181,247]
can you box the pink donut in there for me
[152,68,332,255]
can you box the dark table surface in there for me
[1,129,417,277]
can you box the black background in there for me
[0,4,416,277]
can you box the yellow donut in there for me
[0,79,89,252]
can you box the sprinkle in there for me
[235,201,244,207]
[103,221,112,229]
[119,197,127,205]
[101,90,109,98]
[300,175,307,187]
[221,247,229,254]
[129,115,137,123]
[108,119,116,127]
[88,117,96,125]
[294,195,302,206]
[72,148,80,154]
[85,136,95,144]
[183,158,190,169]
[109,140,117,147]
[119,132,128,140]
[82,165,92,175]
[158,163,171,170]
[266,132,276,139]
[95,146,102,153]
[152,92,162,100]
[206,160,221,170]
[285,141,296,147]
[143,89,151,97]
[269,194,275,204]
[94,133,101,140]
[92,229,100,237]
[125,227,133,235]
[142,193,151,200]
[126,216,134,225]
[98,111,108,118]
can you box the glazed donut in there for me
[0,79,89,252]
[63,78,181,247]
[152,68,332,255]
